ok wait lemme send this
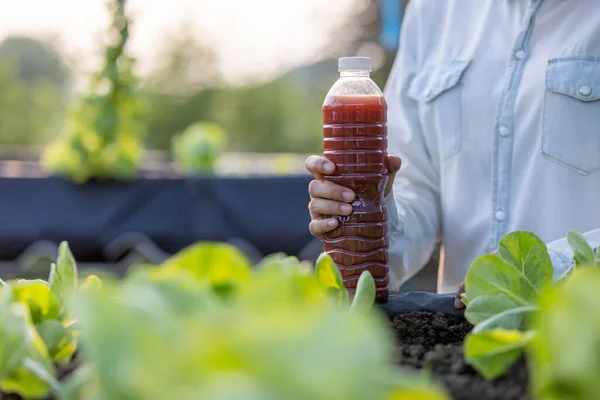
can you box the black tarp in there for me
[0,176,466,316]
[0,176,316,261]
[379,291,464,318]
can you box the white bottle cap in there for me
[338,56,372,71]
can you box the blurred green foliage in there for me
[0,0,396,163]
[172,122,227,175]
[60,245,448,400]
[144,79,325,154]
[41,0,147,182]
[0,37,68,86]
[145,56,395,155]
[212,79,325,153]
[0,37,68,146]
[0,241,449,400]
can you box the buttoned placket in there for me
[489,0,544,251]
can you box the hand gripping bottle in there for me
[322,56,389,302]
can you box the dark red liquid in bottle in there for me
[322,95,389,302]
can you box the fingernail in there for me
[340,204,352,214]
[327,219,337,227]
[324,163,334,173]
[454,299,464,309]
[342,190,354,201]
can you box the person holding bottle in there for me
[306,0,600,307]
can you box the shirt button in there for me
[495,211,505,222]
[499,126,509,137]
[424,89,431,97]
[579,86,592,97]
[515,50,526,60]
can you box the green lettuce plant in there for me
[41,0,146,183]
[529,268,600,400]
[0,240,450,399]
[0,242,96,399]
[60,243,449,400]
[131,242,378,315]
[314,252,376,315]
[0,285,59,399]
[154,241,252,299]
[462,231,553,379]
[171,122,227,175]
[21,243,79,365]
[464,328,536,380]
[463,229,600,381]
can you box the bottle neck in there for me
[340,70,370,78]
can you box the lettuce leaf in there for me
[465,231,552,330]
[0,287,57,399]
[567,230,597,268]
[160,242,251,298]
[12,280,61,325]
[464,329,535,380]
[49,241,78,310]
[315,253,349,305]
[349,271,376,315]
[463,231,552,379]
[497,230,553,288]
[529,268,600,400]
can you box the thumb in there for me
[384,155,402,196]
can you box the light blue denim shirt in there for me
[384,0,600,293]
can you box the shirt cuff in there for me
[545,228,600,280]
[384,191,402,235]
[547,247,574,281]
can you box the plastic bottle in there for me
[322,56,389,302]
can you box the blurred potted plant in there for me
[41,0,147,183]
[171,121,227,176]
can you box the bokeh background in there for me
[0,0,439,292]
[0,0,404,171]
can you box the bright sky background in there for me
[0,0,370,85]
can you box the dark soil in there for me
[392,311,530,400]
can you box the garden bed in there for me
[383,292,529,400]
[1,292,531,400]
[3,229,594,399]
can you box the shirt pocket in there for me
[408,60,469,159]
[542,57,600,175]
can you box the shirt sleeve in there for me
[546,228,600,280]
[384,0,442,290]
